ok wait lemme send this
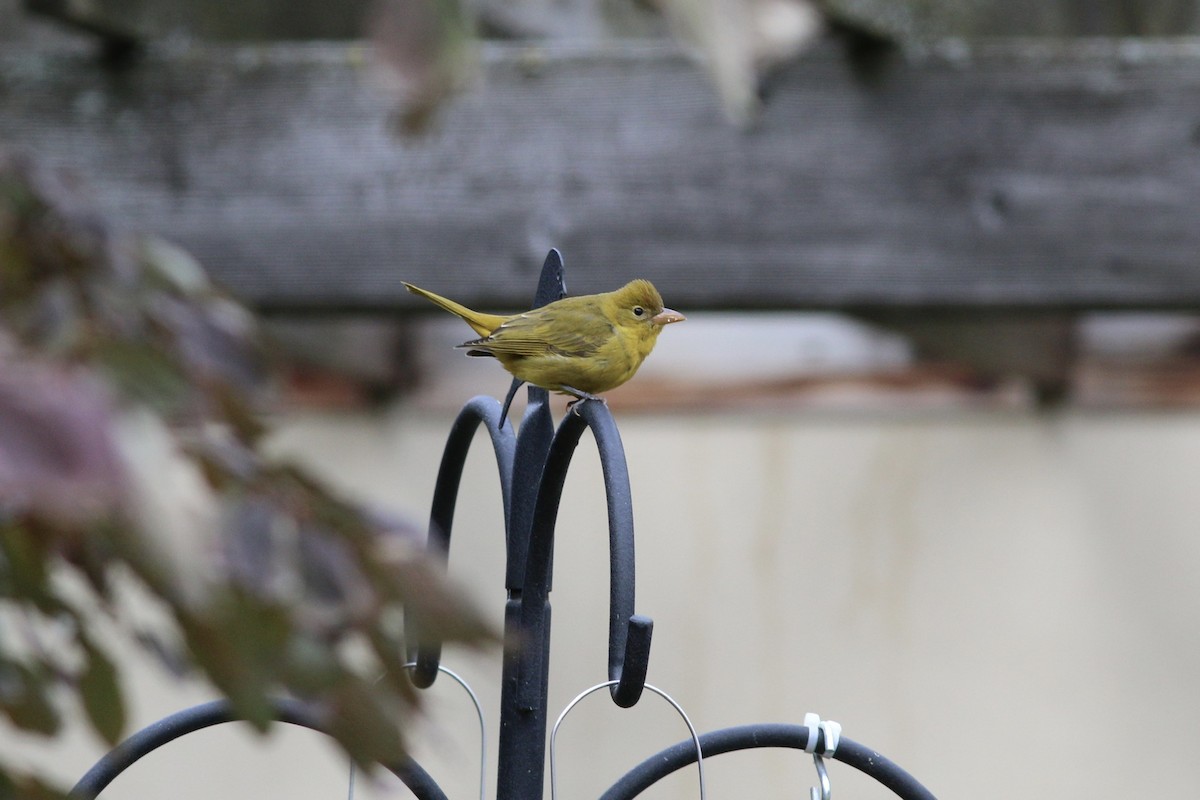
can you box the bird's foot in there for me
[562,387,605,416]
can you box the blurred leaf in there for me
[0,767,70,800]
[139,237,211,296]
[366,623,419,700]
[78,634,125,746]
[176,593,292,731]
[296,522,370,611]
[219,495,288,599]
[210,382,268,443]
[280,634,343,696]
[0,522,50,603]
[367,0,479,133]
[148,293,267,396]
[0,150,113,299]
[0,362,127,527]
[656,0,823,122]
[189,426,260,489]
[0,660,61,736]
[818,0,922,40]
[132,628,193,679]
[105,407,218,600]
[92,339,191,413]
[58,520,120,601]
[2,279,84,355]
[375,543,495,648]
[0,146,497,784]
[320,678,408,769]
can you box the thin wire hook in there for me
[347,662,488,800]
[810,753,831,800]
[802,712,840,800]
[550,680,705,800]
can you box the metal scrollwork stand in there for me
[71,251,937,800]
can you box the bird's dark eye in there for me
[633,306,645,317]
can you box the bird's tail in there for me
[402,282,507,338]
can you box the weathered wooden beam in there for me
[20,0,372,42]
[2,39,1200,312]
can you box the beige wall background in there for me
[8,399,1199,799]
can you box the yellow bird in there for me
[403,279,685,401]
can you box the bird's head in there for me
[610,280,685,339]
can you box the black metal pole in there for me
[494,250,568,800]
[494,387,555,800]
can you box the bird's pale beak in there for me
[652,308,685,326]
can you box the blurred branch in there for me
[0,147,494,796]
[21,0,143,61]
[367,0,479,133]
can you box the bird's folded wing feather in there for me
[459,308,610,358]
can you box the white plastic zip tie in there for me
[803,712,842,756]
[803,712,841,800]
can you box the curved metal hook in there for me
[353,663,487,800]
[810,754,831,800]
[369,662,487,800]
[70,698,450,800]
[407,663,488,800]
[578,399,653,707]
[408,395,516,687]
[518,398,651,709]
[596,723,937,800]
[550,681,705,800]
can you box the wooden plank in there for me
[3,39,1200,312]
[21,0,372,42]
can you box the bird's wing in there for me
[459,306,610,358]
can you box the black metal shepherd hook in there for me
[406,249,654,798]
[70,250,937,800]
